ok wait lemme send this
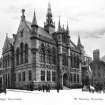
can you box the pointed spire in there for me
[77,32,83,48]
[66,20,69,33]
[62,25,65,31]
[58,16,61,31]
[31,9,37,26]
[78,32,81,44]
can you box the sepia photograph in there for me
[0,0,105,105]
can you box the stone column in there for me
[67,47,71,87]
[31,49,36,81]
[57,45,63,89]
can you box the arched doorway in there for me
[63,73,68,87]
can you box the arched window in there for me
[16,48,19,65]
[25,44,28,63]
[40,43,45,63]
[20,43,24,64]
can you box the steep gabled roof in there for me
[2,35,13,54]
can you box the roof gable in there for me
[3,36,13,53]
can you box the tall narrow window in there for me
[22,71,25,81]
[41,71,45,81]
[16,48,19,65]
[8,74,10,88]
[52,71,56,81]
[40,43,45,63]
[18,73,21,81]
[29,70,32,81]
[25,44,28,63]
[77,74,79,83]
[20,43,24,64]
[20,29,24,37]
[62,54,67,66]
[5,74,8,88]
[70,74,73,82]
[47,71,50,81]
[74,74,76,83]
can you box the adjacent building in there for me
[90,49,105,88]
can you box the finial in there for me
[22,9,25,16]
[48,1,51,9]
[47,1,52,15]
[21,9,25,21]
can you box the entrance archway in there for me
[63,73,68,87]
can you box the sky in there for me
[0,0,105,57]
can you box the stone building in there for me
[90,49,105,88]
[0,3,86,89]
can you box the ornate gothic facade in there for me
[0,3,87,89]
